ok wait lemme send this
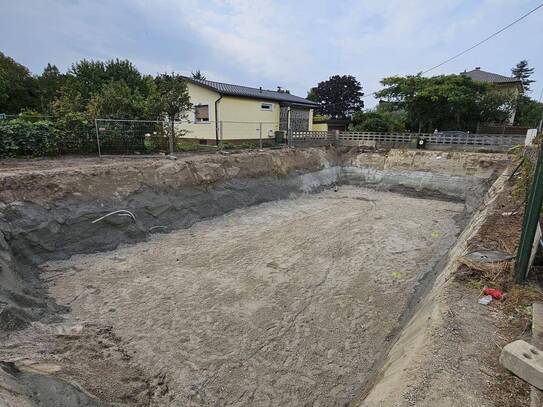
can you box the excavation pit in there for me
[0,148,511,406]
[42,187,463,405]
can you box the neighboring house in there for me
[461,67,523,123]
[177,77,319,144]
[312,117,350,132]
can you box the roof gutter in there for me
[279,102,319,109]
[214,94,223,146]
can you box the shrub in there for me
[54,112,96,154]
[350,110,407,133]
[0,119,58,157]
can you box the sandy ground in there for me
[41,187,463,406]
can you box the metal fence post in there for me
[259,122,262,149]
[168,120,174,155]
[94,119,102,157]
[289,129,293,148]
[515,143,543,283]
[334,130,340,147]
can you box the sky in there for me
[1,0,543,107]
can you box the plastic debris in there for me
[430,230,441,238]
[391,271,402,279]
[478,295,493,305]
[464,250,513,263]
[483,287,504,300]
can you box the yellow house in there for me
[176,78,319,144]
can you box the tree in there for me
[154,73,192,152]
[310,75,364,118]
[306,88,317,102]
[36,63,65,114]
[64,58,151,106]
[512,60,535,92]
[350,109,407,132]
[376,74,513,132]
[0,52,39,114]
[191,70,206,81]
[515,96,543,127]
[87,80,146,119]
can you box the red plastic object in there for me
[483,287,503,300]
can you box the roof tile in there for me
[184,77,319,107]
[461,69,522,84]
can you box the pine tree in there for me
[191,70,206,81]
[512,60,535,92]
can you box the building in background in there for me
[312,117,350,132]
[461,67,523,124]
[178,77,318,144]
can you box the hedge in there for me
[0,119,59,158]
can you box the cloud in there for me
[1,0,543,104]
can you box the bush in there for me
[0,119,58,157]
[54,113,96,154]
[350,110,407,133]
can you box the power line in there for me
[421,3,543,75]
[318,3,543,104]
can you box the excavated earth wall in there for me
[0,147,510,406]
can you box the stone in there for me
[500,340,543,390]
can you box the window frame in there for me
[194,103,210,123]
[260,102,274,111]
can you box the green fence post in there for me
[514,143,543,283]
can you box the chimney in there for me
[277,86,283,93]
[259,86,262,93]
[475,67,481,70]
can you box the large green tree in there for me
[512,60,535,92]
[36,63,65,114]
[63,59,152,107]
[376,74,514,132]
[153,73,192,150]
[515,96,543,127]
[87,80,147,119]
[0,52,39,114]
[309,75,364,118]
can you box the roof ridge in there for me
[465,68,515,78]
[183,76,319,106]
[186,76,281,94]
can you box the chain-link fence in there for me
[95,119,285,156]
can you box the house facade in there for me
[177,78,319,144]
[312,118,350,132]
[461,67,523,124]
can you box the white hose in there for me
[92,210,136,224]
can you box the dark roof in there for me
[183,77,319,107]
[313,118,350,124]
[461,68,522,85]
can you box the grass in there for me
[458,256,543,315]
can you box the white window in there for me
[261,103,273,111]
[194,104,210,123]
